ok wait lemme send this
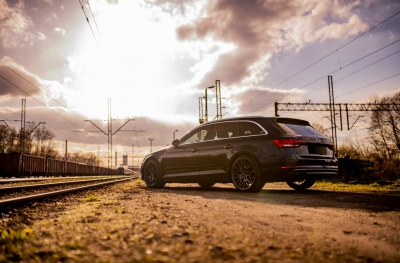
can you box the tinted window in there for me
[205,122,239,140]
[238,122,266,136]
[277,121,323,137]
[180,126,211,145]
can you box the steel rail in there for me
[0,177,132,207]
[0,176,111,184]
[0,177,129,193]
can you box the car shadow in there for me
[144,184,400,212]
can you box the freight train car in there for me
[0,153,118,177]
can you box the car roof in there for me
[200,116,310,126]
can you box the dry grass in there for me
[315,181,400,194]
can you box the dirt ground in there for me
[1,179,400,262]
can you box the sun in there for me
[72,1,181,119]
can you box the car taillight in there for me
[273,139,307,148]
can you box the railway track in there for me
[0,176,134,207]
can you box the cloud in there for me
[54,27,66,36]
[232,87,306,116]
[37,32,47,41]
[0,0,32,48]
[175,0,368,88]
[0,57,43,98]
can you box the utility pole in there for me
[65,140,68,161]
[328,76,338,153]
[20,99,26,154]
[204,85,214,123]
[108,98,112,169]
[203,80,223,123]
[1,99,45,154]
[199,97,204,124]
[83,98,135,170]
[216,80,222,120]
[274,102,399,125]
[0,99,45,176]
[274,73,400,152]
[148,138,154,153]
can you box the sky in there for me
[0,0,399,166]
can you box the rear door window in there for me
[238,121,267,137]
[205,122,239,140]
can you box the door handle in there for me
[191,148,198,153]
[224,144,233,149]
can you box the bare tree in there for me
[0,125,19,153]
[312,123,330,137]
[32,125,57,157]
[369,93,400,160]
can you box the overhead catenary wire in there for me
[0,73,102,144]
[337,72,400,99]
[78,0,98,44]
[306,48,400,98]
[249,40,400,112]
[242,8,400,110]
[87,0,101,38]
[0,60,88,122]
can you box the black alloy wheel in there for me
[231,155,265,192]
[143,160,166,188]
[198,182,215,188]
[286,178,315,190]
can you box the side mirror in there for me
[172,139,180,147]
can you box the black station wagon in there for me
[141,117,338,192]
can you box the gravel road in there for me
[1,178,399,262]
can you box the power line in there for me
[250,41,400,112]
[0,60,88,121]
[243,8,400,108]
[0,60,104,143]
[0,72,99,144]
[87,0,101,38]
[337,72,400,99]
[308,49,400,96]
[78,0,98,44]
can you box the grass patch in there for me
[85,195,99,202]
[0,228,33,244]
[315,181,400,193]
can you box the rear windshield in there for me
[276,119,323,137]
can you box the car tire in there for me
[198,182,215,188]
[143,159,166,188]
[286,178,315,190]
[230,155,265,192]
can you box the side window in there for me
[205,122,239,140]
[239,122,266,136]
[180,127,210,145]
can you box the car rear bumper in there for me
[283,165,338,180]
[263,165,338,182]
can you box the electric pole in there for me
[202,80,223,123]
[83,98,135,170]
[148,138,154,153]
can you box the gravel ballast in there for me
[1,179,399,262]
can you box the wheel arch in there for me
[141,157,161,179]
[228,151,263,180]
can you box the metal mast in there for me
[83,98,134,170]
[328,76,338,152]
[216,80,222,120]
[20,99,26,154]
[148,138,154,153]
[108,98,112,169]
[199,97,204,124]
